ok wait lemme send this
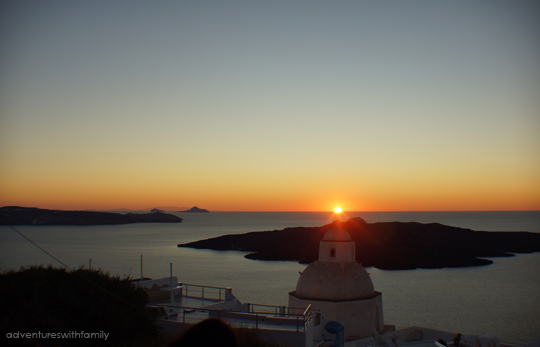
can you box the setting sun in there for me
[334,207,342,213]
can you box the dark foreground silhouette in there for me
[169,319,238,347]
[178,217,540,270]
[0,206,183,225]
[1,266,160,347]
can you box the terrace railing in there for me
[181,283,231,301]
[246,303,306,317]
[150,302,319,332]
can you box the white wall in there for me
[288,293,383,340]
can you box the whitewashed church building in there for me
[288,220,385,340]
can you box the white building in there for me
[288,220,385,341]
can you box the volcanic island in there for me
[178,217,540,270]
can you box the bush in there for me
[0,265,163,346]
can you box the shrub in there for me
[0,265,163,346]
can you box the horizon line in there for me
[2,206,539,213]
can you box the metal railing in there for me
[150,303,319,332]
[182,283,229,301]
[246,303,307,317]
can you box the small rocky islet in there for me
[178,217,540,270]
[178,206,209,213]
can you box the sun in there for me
[334,207,342,213]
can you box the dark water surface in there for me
[1,211,539,343]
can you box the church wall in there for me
[288,294,383,340]
[288,295,337,318]
[319,241,355,262]
[335,295,383,339]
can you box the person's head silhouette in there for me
[169,318,239,347]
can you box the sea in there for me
[1,211,539,344]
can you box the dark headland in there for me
[0,206,183,225]
[178,217,540,270]
[179,206,209,213]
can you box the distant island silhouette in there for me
[0,206,183,225]
[108,206,190,212]
[146,206,189,212]
[179,206,209,213]
[178,217,540,270]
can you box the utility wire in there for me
[9,225,73,270]
[9,225,153,317]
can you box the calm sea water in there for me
[1,211,539,344]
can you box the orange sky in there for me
[1,2,539,212]
[1,167,538,211]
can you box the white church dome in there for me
[294,222,375,301]
[322,224,352,241]
[295,261,375,300]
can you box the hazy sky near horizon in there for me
[1,1,539,211]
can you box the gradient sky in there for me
[1,1,539,211]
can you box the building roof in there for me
[322,222,352,241]
[295,261,375,301]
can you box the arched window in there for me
[329,246,336,259]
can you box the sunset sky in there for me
[1,1,539,211]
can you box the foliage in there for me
[0,265,164,346]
